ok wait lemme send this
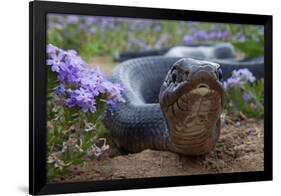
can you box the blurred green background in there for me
[47,14,264,72]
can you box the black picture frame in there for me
[29,1,273,195]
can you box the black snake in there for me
[104,46,264,155]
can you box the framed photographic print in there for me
[29,0,273,195]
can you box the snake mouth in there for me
[159,77,224,110]
[194,83,210,96]
[197,83,209,89]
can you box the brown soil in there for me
[56,119,264,182]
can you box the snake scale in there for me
[103,53,264,155]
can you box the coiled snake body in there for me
[103,56,264,155]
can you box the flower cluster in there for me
[224,68,256,89]
[48,14,157,33]
[223,68,263,119]
[47,44,125,113]
[232,69,256,83]
[242,92,252,101]
[182,30,230,45]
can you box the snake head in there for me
[159,58,224,109]
[159,58,224,155]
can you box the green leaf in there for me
[232,40,264,58]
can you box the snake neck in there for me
[163,89,222,155]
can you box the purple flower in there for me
[216,31,229,39]
[47,44,58,55]
[242,92,251,101]
[66,15,79,24]
[207,32,217,39]
[221,31,229,37]
[84,16,97,26]
[224,68,257,92]
[100,17,110,28]
[191,30,229,42]
[47,44,125,113]
[74,88,92,102]
[182,34,193,45]
[193,31,208,40]
[232,69,256,83]
[54,84,65,95]
[47,52,65,72]
[237,34,246,43]
[65,88,96,113]
[225,77,242,89]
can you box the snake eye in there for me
[171,69,177,83]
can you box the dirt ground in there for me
[56,119,264,182]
